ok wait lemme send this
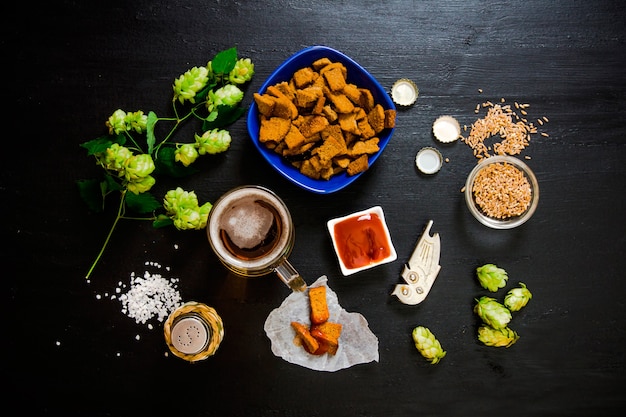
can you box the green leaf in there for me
[125,191,161,214]
[79,134,125,155]
[153,214,173,228]
[154,147,199,178]
[203,104,245,130]
[195,80,217,103]
[103,173,124,192]
[211,47,237,75]
[77,179,104,212]
[146,111,158,154]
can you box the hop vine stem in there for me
[84,190,127,280]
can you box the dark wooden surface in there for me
[5,1,626,415]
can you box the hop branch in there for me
[77,47,255,280]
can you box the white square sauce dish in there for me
[327,206,397,276]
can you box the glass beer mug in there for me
[206,185,307,292]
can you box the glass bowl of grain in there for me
[464,155,539,229]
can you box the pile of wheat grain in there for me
[462,99,548,160]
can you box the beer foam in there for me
[222,201,273,249]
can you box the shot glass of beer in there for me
[206,185,307,292]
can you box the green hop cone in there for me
[171,202,211,230]
[105,109,147,135]
[106,109,128,135]
[127,175,155,194]
[478,325,519,348]
[175,143,199,167]
[198,201,212,221]
[474,296,512,329]
[163,187,198,214]
[195,128,232,154]
[476,263,509,292]
[163,188,212,230]
[124,153,155,182]
[504,282,532,312]
[229,58,255,84]
[412,326,446,364]
[100,143,133,174]
[124,110,148,134]
[173,66,209,104]
[207,84,244,112]
[171,207,201,230]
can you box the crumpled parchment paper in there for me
[264,276,379,371]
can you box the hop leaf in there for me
[125,190,161,214]
[209,47,238,74]
[412,326,446,364]
[474,296,512,329]
[476,263,508,292]
[478,325,519,348]
[504,282,532,312]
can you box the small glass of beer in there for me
[206,185,307,292]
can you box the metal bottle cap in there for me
[415,147,443,174]
[432,115,461,143]
[391,78,419,106]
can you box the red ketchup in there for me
[333,212,391,269]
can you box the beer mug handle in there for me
[274,259,307,292]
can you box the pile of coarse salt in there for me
[117,263,182,325]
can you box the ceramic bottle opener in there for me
[392,220,441,305]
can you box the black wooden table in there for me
[5,1,626,415]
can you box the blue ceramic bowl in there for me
[247,45,396,194]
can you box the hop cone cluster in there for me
[476,263,508,292]
[473,271,533,348]
[412,326,446,364]
[504,282,532,312]
[163,187,212,231]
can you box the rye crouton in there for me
[347,154,369,176]
[322,66,346,92]
[308,286,330,325]
[253,92,276,118]
[367,104,386,133]
[384,109,397,129]
[259,117,291,142]
[291,322,319,354]
[311,321,343,355]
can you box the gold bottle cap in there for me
[391,78,418,106]
[415,147,443,175]
[432,115,461,143]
